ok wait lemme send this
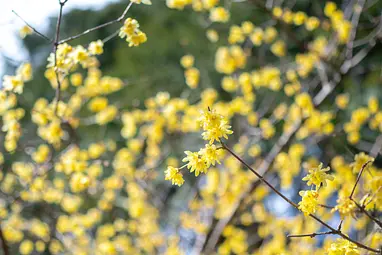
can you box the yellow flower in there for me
[19,240,34,255]
[327,238,360,255]
[335,94,349,109]
[70,73,83,86]
[19,25,33,38]
[228,25,245,44]
[184,67,200,89]
[221,76,238,92]
[209,7,230,23]
[272,7,283,18]
[32,144,50,163]
[2,75,24,94]
[368,96,379,114]
[332,196,356,219]
[183,151,208,176]
[206,29,219,42]
[270,40,286,57]
[180,55,195,68]
[305,17,320,31]
[298,190,319,215]
[302,163,334,188]
[165,166,185,186]
[128,31,147,47]
[119,18,139,38]
[70,172,90,193]
[95,105,118,125]
[199,109,233,144]
[98,241,117,255]
[88,40,104,55]
[88,97,108,112]
[73,45,89,63]
[199,144,221,167]
[324,2,337,17]
[16,63,33,82]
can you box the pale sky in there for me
[0,0,119,74]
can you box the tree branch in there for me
[58,1,133,44]
[349,161,373,200]
[53,0,68,113]
[287,230,335,238]
[222,144,379,253]
[12,10,52,42]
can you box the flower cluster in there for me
[180,55,200,89]
[298,162,334,215]
[165,109,231,186]
[302,163,334,189]
[2,63,32,94]
[298,190,319,215]
[119,18,147,47]
[327,238,360,255]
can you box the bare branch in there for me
[53,0,68,113]
[58,2,133,44]
[353,200,382,228]
[12,10,52,42]
[222,144,379,253]
[349,161,373,200]
[288,230,335,238]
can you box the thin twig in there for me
[319,204,334,209]
[222,143,379,253]
[353,200,382,228]
[288,230,335,238]
[53,0,68,113]
[102,29,120,44]
[58,1,133,44]
[12,10,52,42]
[221,142,298,208]
[349,161,373,200]
[347,161,382,228]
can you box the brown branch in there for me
[221,143,298,208]
[347,161,382,228]
[102,29,120,44]
[53,0,68,114]
[349,161,373,200]
[222,144,379,253]
[12,10,52,42]
[58,1,133,44]
[288,230,335,238]
[352,200,382,228]
[319,204,334,209]
[203,120,301,254]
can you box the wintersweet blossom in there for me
[327,238,360,255]
[298,190,319,215]
[199,109,233,144]
[165,166,185,186]
[302,163,334,188]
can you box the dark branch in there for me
[58,1,133,44]
[12,10,52,42]
[222,143,379,253]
